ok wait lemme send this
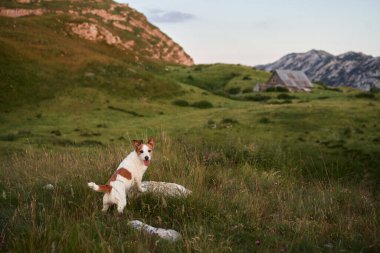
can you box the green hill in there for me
[166,64,270,97]
[0,0,193,111]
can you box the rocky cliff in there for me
[256,50,380,90]
[0,0,194,66]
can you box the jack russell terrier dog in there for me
[88,137,154,213]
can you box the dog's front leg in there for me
[134,177,143,192]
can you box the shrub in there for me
[343,127,352,138]
[207,119,216,125]
[230,72,240,78]
[172,99,189,107]
[221,118,239,124]
[265,87,289,92]
[1,133,16,141]
[50,130,62,136]
[108,106,144,117]
[258,117,271,124]
[245,95,270,102]
[355,92,375,99]
[277,93,297,100]
[192,100,213,109]
[227,87,241,95]
[242,75,252,80]
[242,87,253,93]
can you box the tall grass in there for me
[1,133,378,252]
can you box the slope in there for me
[0,0,193,111]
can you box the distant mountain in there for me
[256,50,380,90]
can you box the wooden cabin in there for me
[257,70,313,92]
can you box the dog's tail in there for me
[88,182,112,193]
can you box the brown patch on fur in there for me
[117,168,132,180]
[97,184,113,193]
[108,168,132,184]
[133,139,143,153]
[147,137,154,148]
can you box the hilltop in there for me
[256,49,380,90]
[0,0,193,111]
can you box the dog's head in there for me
[133,137,154,166]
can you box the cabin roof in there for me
[272,70,313,88]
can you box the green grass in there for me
[0,132,379,252]
[0,2,379,251]
[1,83,379,252]
[165,64,270,97]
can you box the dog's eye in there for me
[148,150,152,153]
[140,150,144,153]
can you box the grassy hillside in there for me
[0,0,189,111]
[1,71,379,251]
[165,64,270,97]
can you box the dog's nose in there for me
[144,156,149,161]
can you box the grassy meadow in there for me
[1,69,379,252]
[0,7,379,251]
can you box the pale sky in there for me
[116,0,380,66]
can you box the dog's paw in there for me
[88,182,96,189]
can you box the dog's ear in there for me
[133,140,143,150]
[147,137,154,148]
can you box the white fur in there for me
[88,142,153,213]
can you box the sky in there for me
[116,0,380,66]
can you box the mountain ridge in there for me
[256,49,380,90]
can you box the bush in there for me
[242,87,253,93]
[277,93,297,100]
[242,75,252,81]
[355,92,375,99]
[245,95,270,102]
[265,87,289,92]
[221,118,239,124]
[172,99,190,107]
[1,133,16,141]
[258,117,271,124]
[192,100,213,109]
[227,87,241,95]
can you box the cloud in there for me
[148,9,195,23]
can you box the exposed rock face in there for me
[256,50,380,90]
[69,23,122,45]
[0,1,194,66]
[0,7,45,17]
